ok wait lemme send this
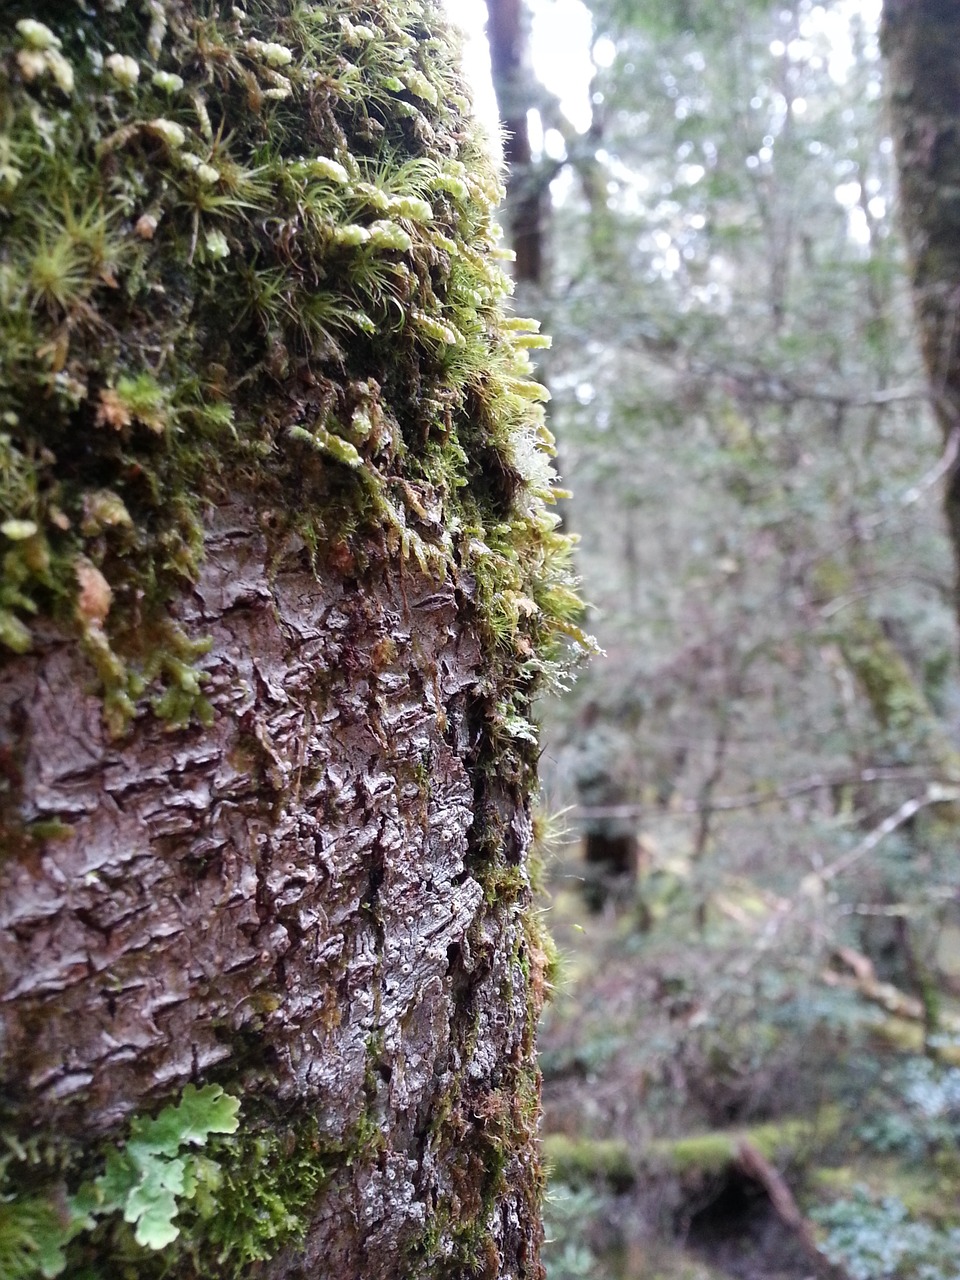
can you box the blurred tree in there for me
[485,0,547,283]
[882,0,960,628]
[570,702,639,910]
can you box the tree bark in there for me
[0,2,577,1275]
[881,0,960,625]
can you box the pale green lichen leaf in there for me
[1,519,38,540]
[127,1187,181,1250]
[502,713,539,744]
[130,1084,240,1156]
[93,1148,139,1213]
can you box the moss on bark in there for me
[0,2,587,1275]
[0,0,584,731]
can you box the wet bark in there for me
[881,0,960,626]
[0,2,563,1275]
[0,498,546,1276]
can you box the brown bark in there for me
[1,499,545,1275]
[881,0,960,624]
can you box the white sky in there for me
[444,0,593,136]
[444,0,883,139]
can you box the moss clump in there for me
[543,1109,844,1191]
[0,0,589,744]
[0,1089,385,1279]
[151,1107,385,1277]
[542,1135,636,1191]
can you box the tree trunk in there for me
[0,2,579,1275]
[881,0,960,624]
[485,0,545,286]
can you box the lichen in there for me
[541,1109,844,1192]
[0,1089,386,1279]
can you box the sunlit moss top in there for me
[0,0,588,736]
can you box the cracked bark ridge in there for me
[0,500,544,1276]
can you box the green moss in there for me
[0,1087,385,1279]
[543,1109,844,1191]
[542,1135,636,1191]
[655,1110,841,1174]
[0,0,590,742]
[169,1109,383,1275]
[404,967,546,1274]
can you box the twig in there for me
[815,785,960,885]
[735,1141,855,1280]
[729,787,960,978]
[569,767,940,822]
[822,947,960,1035]
[856,423,960,537]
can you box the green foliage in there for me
[89,1083,240,1251]
[812,1189,960,1280]
[0,1195,65,1280]
[178,1110,385,1274]
[542,1182,605,1280]
[858,1059,960,1159]
[0,1091,393,1279]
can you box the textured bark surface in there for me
[0,497,482,1127]
[0,2,575,1273]
[882,0,960,620]
[1,498,544,1275]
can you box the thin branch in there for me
[622,323,932,411]
[854,423,960,539]
[816,784,960,885]
[569,767,940,822]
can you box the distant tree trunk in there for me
[484,0,545,286]
[0,2,578,1276]
[882,0,960,625]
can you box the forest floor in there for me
[537,847,960,1280]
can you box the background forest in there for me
[460,0,960,1276]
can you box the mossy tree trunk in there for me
[0,2,583,1276]
[882,0,960,627]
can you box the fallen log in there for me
[543,1108,841,1187]
[823,947,960,1062]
